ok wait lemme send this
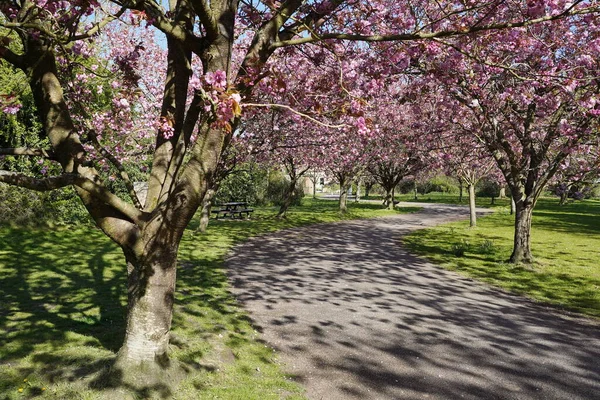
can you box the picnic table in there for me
[211,202,254,219]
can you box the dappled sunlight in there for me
[228,206,600,399]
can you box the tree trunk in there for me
[510,200,534,263]
[277,177,297,218]
[468,183,477,227]
[499,187,506,198]
[510,197,516,215]
[196,188,216,234]
[355,178,361,203]
[459,181,463,203]
[383,189,393,209]
[413,181,418,200]
[339,186,349,213]
[112,228,182,387]
[559,190,568,206]
[364,182,372,198]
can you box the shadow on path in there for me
[227,204,600,400]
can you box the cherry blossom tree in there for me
[0,0,598,384]
[422,12,600,262]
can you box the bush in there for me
[424,175,460,194]
[0,184,90,226]
[478,239,496,254]
[451,239,470,257]
[215,163,269,206]
[476,179,501,198]
[265,170,304,207]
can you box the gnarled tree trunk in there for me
[510,199,534,263]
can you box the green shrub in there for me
[215,163,269,205]
[451,239,470,257]
[0,184,90,226]
[476,179,501,198]
[478,239,496,254]
[265,170,304,207]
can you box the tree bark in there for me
[339,185,349,213]
[510,197,516,215]
[468,183,477,227]
[499,187,506,198]
[354,178,361,202]
[559,190,568,206]
[116,250,177,367]
[459,181,463,203]
[383,189,393,209]
[510,200,534,263]
[197,188,216,234]
[277,177,297,218]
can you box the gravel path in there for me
[226,203,600,400]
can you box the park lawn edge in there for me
[402,198,600,320]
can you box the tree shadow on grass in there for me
[0,228,258,398]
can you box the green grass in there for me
[404,198,600,318]
[0,198,413,399]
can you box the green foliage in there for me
[0,184,90,226]
[478,239,496,254]
[476,179,501,198]
[423,175,460,194]
[404,198,600,318]
[215,163,269,205]
[265,170,304,207]
[451,239,470,257]
[398,176,459,195]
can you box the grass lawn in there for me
[403,197,600,319]
[0,198,414,400]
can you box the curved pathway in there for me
[226,203,600,400]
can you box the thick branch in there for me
[0,46,24,69]
[0,147,55,158]
[272,6,600,48]
[191,0,219,39]
[0,170,144,223]
[0,170,78,191]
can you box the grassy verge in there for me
[403,198,600,318]
[0,198,414,399]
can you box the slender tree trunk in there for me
[391,186,396,208]
[277,177,297,218]
[364,182,372,198]
[339,186,349,213]
[510,200,535,263]
[459,181,463,203]
[559,190,568,206]
[413,181,418,200]
[355,178,362,202]
[468,183,477,227]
